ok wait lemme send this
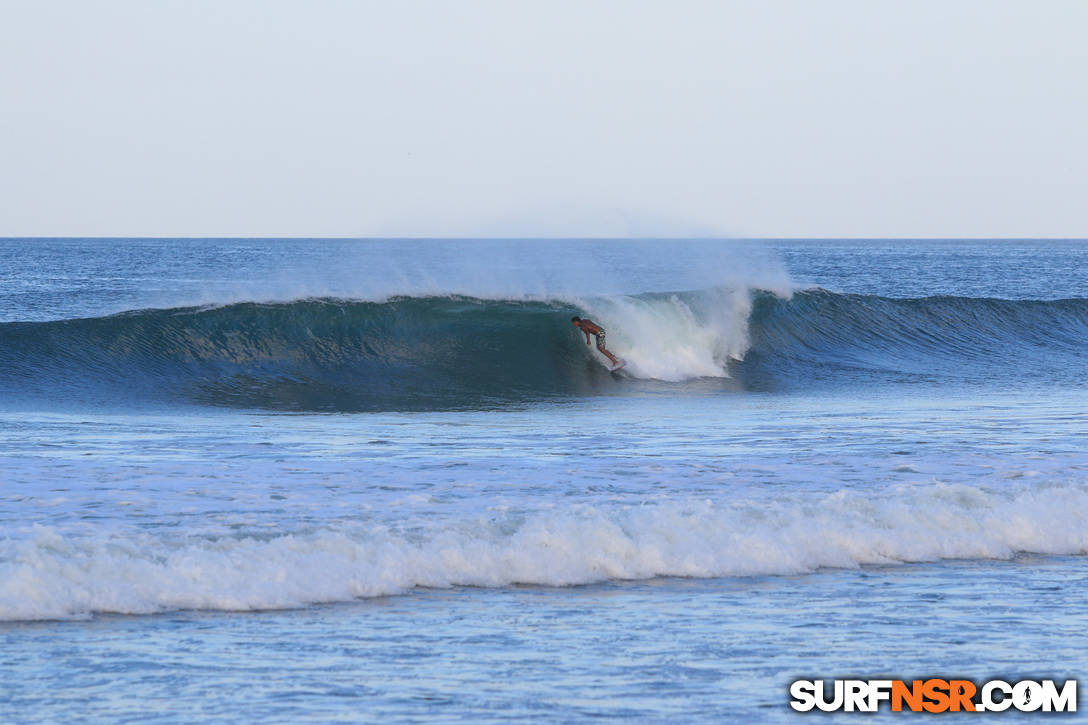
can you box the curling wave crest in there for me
[1,290,1086,411]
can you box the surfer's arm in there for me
[583,331,591,344]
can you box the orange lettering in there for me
[948,680,977,712]
[892,680,924,712]
[922,679,950,713]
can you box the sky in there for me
[1,0,1087,238]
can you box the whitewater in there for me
[2,238,1087,721]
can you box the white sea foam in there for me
[577,286,775,380]
[2,482,1085,621]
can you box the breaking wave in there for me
[3,481,1086,620]
[1,290,1086,411]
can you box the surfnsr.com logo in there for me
[790,679,1077,713]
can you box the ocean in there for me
[1,238,1086,721]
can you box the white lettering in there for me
[1040,680,1077,713]
[867,680,893,711]
[1014,680,1043,712]
[981,680,1012,712]
[789,680,817,712]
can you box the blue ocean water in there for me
[1,238,1086,721]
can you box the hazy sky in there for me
[2,0,1086,237]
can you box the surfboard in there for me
[610,359,627,373]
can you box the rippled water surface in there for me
[2,238,1086,722]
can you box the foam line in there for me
[3,482,1085,620]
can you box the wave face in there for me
[0,297,600,411]
[743,290,1088,387]
[4,481,1087,620]
[2,290,1086,411]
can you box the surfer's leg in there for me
[596,334,619,365]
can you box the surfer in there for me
[571,316,622,368]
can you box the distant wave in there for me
[3,480,1086,620]
[1,290,1086,411]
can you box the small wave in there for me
[3,481,1085,620]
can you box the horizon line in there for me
[3,236,1087,242]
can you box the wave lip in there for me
[3,481,1086,621]
[1,289,1086,411]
